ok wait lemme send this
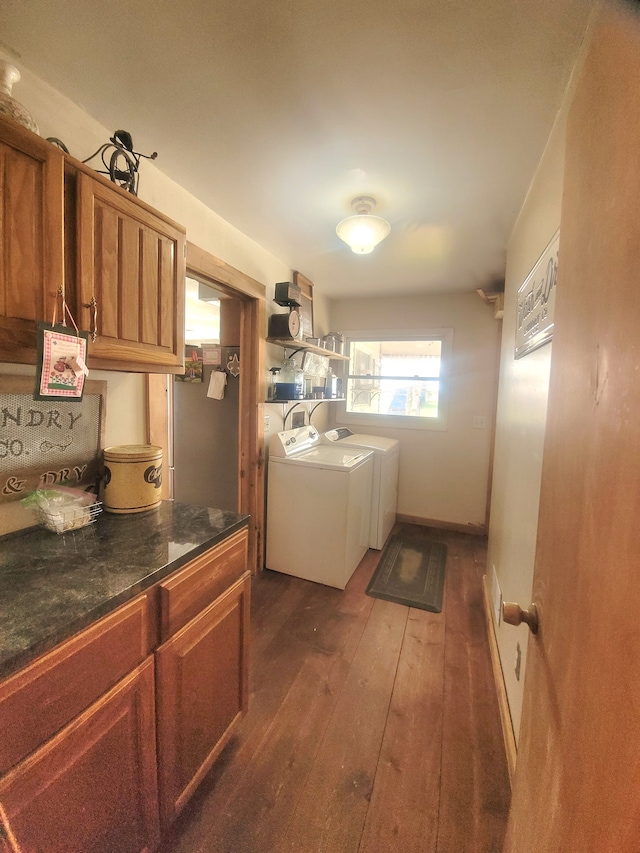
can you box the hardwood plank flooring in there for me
[160,524,511,853]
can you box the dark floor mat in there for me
[366,534,447,612]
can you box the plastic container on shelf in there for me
[267,367,281,401]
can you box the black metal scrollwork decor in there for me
[81,130,158,195]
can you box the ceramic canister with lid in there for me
[103,444,163,513]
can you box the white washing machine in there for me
[266,425,373,589]
[322,428,399,550]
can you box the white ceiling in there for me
[1,0,593,299]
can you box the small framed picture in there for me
[34,323,90,401]
[176,347,204,382]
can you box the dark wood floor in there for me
[160,524,511,853]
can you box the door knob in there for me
[502,601,539,634]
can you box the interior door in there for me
[505,7,640,851]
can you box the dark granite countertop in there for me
[0,501,249,681]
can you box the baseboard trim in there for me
[482,574,517,786]
[396,513,486,536]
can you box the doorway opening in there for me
[172,276,241,511]
[147,242,266,572]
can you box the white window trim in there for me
[335,328,453,432]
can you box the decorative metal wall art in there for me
[82,130,157,195]
[515,230,559,359]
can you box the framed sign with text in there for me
[0,375,106,503]
[515,230,559,359]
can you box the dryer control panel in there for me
[324,427,354,442]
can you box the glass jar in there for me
[312,376,325,399]
[324,367,338,399]
[275,356,304,400]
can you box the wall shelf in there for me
[265,397,346,427]
[266,337,349,361]
[265,398,346,404]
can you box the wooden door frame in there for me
[147,242,266,572]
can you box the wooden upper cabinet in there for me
[0,116,65,363]
[76,171,186,373]
[0,117,187,373]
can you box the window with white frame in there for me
[337,330,452,430]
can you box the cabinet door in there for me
[0,594,150,776]
[0,658,160,853]
[76,171,185,372]
[156,572,251,827]
[0,116,65,364]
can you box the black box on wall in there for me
[274,282,301,307]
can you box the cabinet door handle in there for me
[83,297,98,342]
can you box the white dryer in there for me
[266,426,374,589]
[322,428,399,549]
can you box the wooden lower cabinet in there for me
[0,531,250,850]
[0,658,159,853]
[155,572,251,828]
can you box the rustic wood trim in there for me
[396,513,486,536]
[146,243,266,572]
[238,296,265,570]
[482,574,517,785]
[146,373,171,500]
[186,242,266,301]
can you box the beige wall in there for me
[486,84,573,739]
[0,64,295,534]
[329,293,501,528]
[17,65,292,290]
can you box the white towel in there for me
[207,370,227,400]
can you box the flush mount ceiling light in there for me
[336,196,391,255]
